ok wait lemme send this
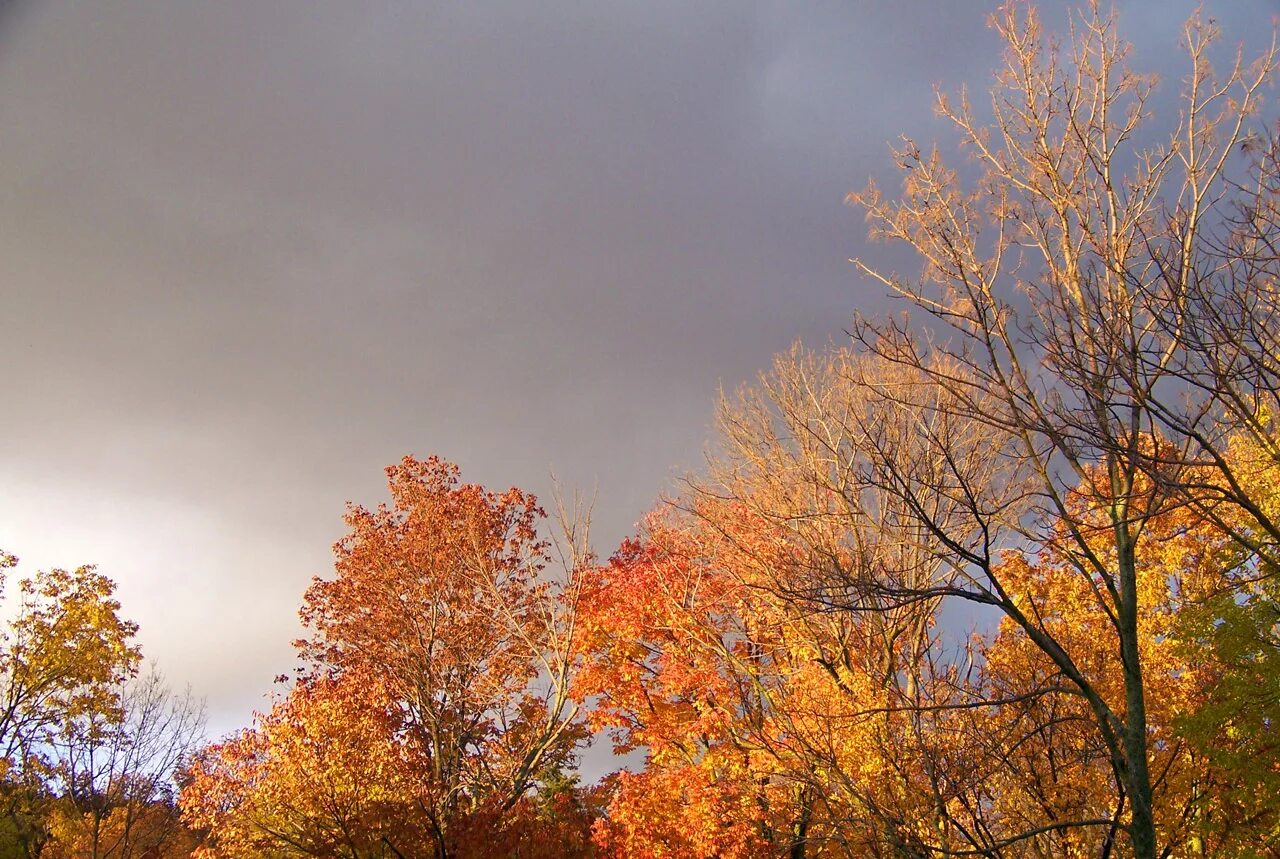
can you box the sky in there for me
[0,0,1274,753]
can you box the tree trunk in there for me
[1117,536,1156,859]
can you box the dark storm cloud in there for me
[0,0,1272,739]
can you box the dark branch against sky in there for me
[0,0,1272,740]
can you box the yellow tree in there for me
[0,553,141,858]
[183,675,429,859]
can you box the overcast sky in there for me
[0,0,1274,751]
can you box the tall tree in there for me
[838,4,1277,855]
[184,456,591,859]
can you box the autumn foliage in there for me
[3,2,1241,857]
[183,457,592,858]
[173,3,1280,855]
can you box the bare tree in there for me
[50,666,205,859]
[831,3,1278,857]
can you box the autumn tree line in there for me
[5,3,1279,857]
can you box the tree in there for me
[1170,426,1280,853]
[44,667,206,859]
[183,456,591,859]
[955,478,1241,855]
[577,523,778,858]
[577,387,972,859]
[183,674,430,859]
[835,3,1278,855]
[0,553,142,857]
